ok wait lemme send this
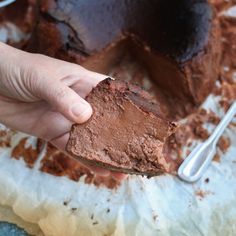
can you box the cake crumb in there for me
[194,126,209,140]
[195,190,213,199]
[217,136,231,153]
[208,111,220,125]
[219,99,231,112]
[11,137,39,168]
[0,130,11,148]
[213,153,221,163]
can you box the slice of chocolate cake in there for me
[66,78,177,176]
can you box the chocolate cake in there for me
[23,0,221,174]
[66,78,177,176]
[28,0,221,118]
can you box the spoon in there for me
[0,0,16,8]
[178,101,236,183]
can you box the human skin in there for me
[0,42,126,180]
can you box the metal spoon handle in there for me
[0,0,16,8]
[209,101,236,145]
[178,142,216,182]
[178,101,236,183]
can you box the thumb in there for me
[38,80,93,124]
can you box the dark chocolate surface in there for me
[40,0,212,62]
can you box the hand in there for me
[0,42,126,181]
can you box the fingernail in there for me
[71,103,92,123]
